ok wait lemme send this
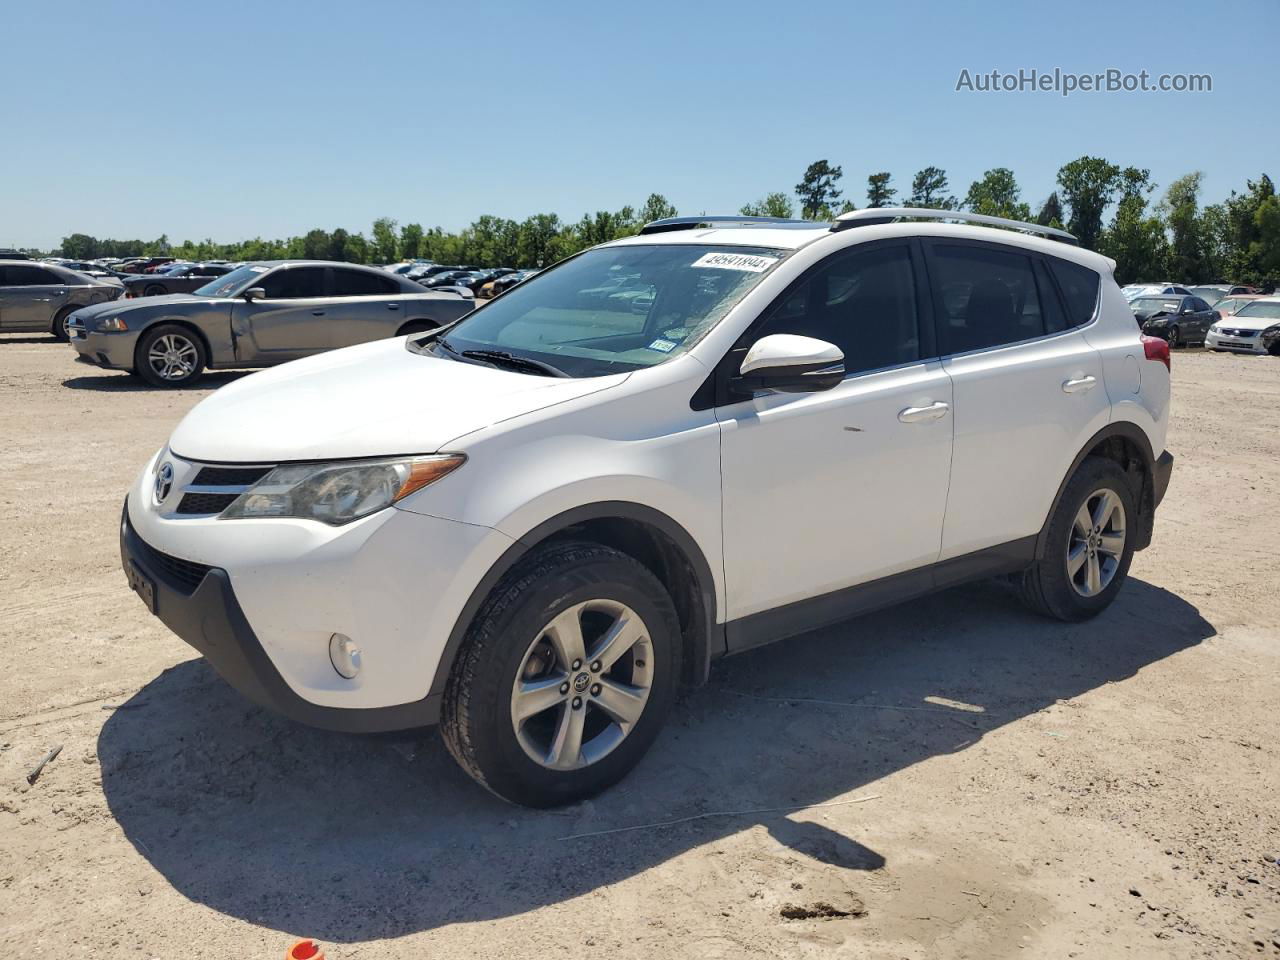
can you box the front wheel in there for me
[1019,456,1137,622]
[135,324,207,387]
[1166,324,1180,347]
[441,541,682,807]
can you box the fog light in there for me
[329,633,362,679]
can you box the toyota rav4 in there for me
[119,209,1174,807]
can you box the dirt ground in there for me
[1,333,1277,959]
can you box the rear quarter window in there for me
[1048,258,1101,328]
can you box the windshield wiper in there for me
[460,349,569,378]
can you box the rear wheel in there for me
[1019,457,1137,622]
[441,541,682,807]
[50,305,77,342]
[143,283,166,297]
[135,324,206,387]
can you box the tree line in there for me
[46,156,1280,286]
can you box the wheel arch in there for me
[427,501,720,700]
[395,317,440,337]
[1034,421,1157,559]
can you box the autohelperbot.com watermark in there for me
[955,67,1212,97]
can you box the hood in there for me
[167,337,629,462]
[1220,312,1280,332]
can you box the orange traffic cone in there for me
[286,939,325,960]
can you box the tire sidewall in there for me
[453,548,681,806]
[51,306,75,341]
[1041,458,1138,618]
[135,324,206,387]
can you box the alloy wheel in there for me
[147,333,199,381]
[1067,487,1126,598]
[510,599,654,770]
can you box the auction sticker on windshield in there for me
[691,252,780,272]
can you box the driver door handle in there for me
[898,401,950,423]
[387,303,400,310]
[1062,375,1097,394]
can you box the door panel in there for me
[718,364,954,619]
[940,334,1108,558]
[232,266,330,360]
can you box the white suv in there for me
[120,209,1174,807]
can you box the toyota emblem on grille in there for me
[154,462,175,504]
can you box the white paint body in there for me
[130,221,1171,711]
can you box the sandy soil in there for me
[1,334,1278,959]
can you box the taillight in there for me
[1141,334,1170,371]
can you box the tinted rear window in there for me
[1048,258,1100,327]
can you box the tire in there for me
[50,305,77,342]
[1018,456,1137,622]
[396,320,437,337]
[135,324,207,387]
[441,541,682,807]
[143,284,166,297]
[1167,324,1180,347]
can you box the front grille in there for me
[170,462,275,517]
[1224,329,1256,338]
[132,530,212,594]
[193,465,273,486]
[176,492,240,515]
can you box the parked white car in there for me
[1205,297,1280,355]
[120,209,1174,806]
[1121,282,1192,301]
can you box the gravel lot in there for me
[2,333,1278,959]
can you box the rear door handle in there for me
[311,310,325,316]
[1062,375,1097,394]
[898,401,950,423]
[387,303,400,310]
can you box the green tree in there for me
[516,213,563,268]
[1100,176,1168,285]
[399,223,424,260]
[1056,156,1122,250]
[908,167,955,209]
[638,193,678,225]
[299,229,331,260]
[1035,192,1064,228]
[328,228,351,262]
[370,217,399,264]
[866,172,897,208]
[963,168,1031,221]
[1159,172,1208,281]
[60,234,99,259]
[795,160,843,219]
[1221,174,1276,284]
[740,192,796,218]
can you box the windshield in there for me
[429,244,786,377]
[1235,301,1280,320]
[1131,298,1179,313]
[193,263,270,297]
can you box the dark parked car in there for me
[68,261,475,387]
[0,260,125,339]
[1129,294,1217,345]
[420,270,476,289]
[58,260,128,280]
[122,262,236,297]
[0,249,31,260]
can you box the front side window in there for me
[259,267,327,299]
[434,244,786,377]
[753,243,921,375]
[929,243,1045,353]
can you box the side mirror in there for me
[733,334,844,394]
[243,287,266,301]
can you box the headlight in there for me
[1209,324,1221,334]
[97,316,129,332]
[219,455,465,525]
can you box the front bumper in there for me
[69,321,139,370]
[120,502,443,732]
[1205,328,1266,354]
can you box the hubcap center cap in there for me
[573,672,591,693]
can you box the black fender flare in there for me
[426,501,719,699]
[1033,421,1157,559]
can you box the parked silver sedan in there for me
[68,261,475,387]
[0,260,125,340]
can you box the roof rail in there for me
[830,207,1077,244]
[638,215,824,235]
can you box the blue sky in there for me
[2,0,1276,250]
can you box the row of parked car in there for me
[1119,281,1280,355]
